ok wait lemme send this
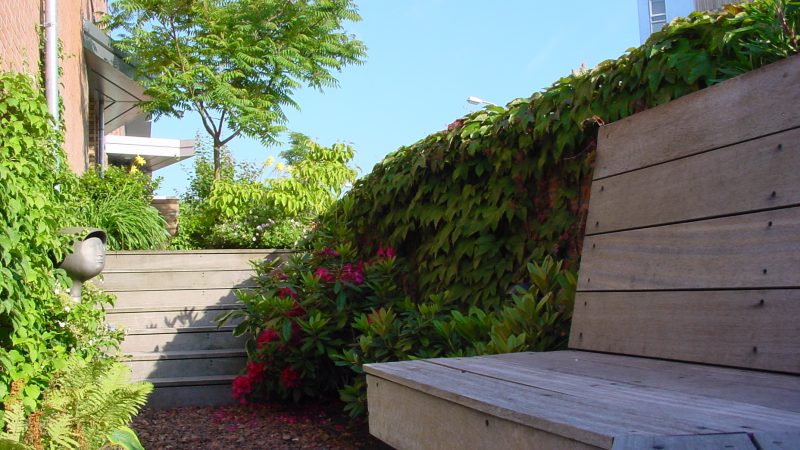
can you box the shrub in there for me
[0,70,80,410]
[0,70,126,417]
[72,165,169,251]
[219,214,575,416]
[174,133,356,249]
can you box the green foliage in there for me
[0,356,151,450]
[104,0,367,177]
[0,70,125,417]
[219,214,575,416]
[327,0,800,307]
[173,134,356,249]
[72,165,169,251]
[0,70,77,411]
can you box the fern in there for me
[0,357,152,450]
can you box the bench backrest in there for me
[569,54,800,374]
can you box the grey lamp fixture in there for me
[466,96,496,106]
[57,228,107,299]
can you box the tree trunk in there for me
[213,140,222,180]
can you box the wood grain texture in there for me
[586,128,800,235]
[367,374,601,450]
[366,355,800,449]
[480,351,800,412]
[594,54,800,179]
[751,432,800,450]
[429,357,800,432]
[578,207,800,291]
[569,290,800,372]
[610,433,756,450]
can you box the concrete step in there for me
[146,383,236,408]
[108,288,244,309]
[105,249,292,271]
[99,269,257,291]
[120,327,246,353]
[125,350,247,380]
[107,305,242,330]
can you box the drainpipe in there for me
[44,0,60,170]
[96,95,105,175]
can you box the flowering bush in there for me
[219,235,407,405]
[219,214,575,416]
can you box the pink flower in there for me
[232,375,253,404]
[246,362,265,380]
[280,367,301,389]
[318,248,340,258]
[377,246,396,260]
[278,287,299,299]
[256,328,279,349]
[314,267,334,282]
[339,262,365,285]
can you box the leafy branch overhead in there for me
[104,0,367,177]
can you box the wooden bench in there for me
[364,54,800,450]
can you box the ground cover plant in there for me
[222,0,800,417]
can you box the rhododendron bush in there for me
[218,214,576,416]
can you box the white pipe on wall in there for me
[44,0,60,172]
[45,0,59,127]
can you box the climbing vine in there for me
[328,0,800,306]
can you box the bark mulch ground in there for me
[132,401,393,450]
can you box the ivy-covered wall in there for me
[331,1,799,307]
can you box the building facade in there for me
[0,1,193,175]
[637,0,749,43]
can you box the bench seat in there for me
[366,351,800,449]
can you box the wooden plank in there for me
[569,290,800,372]
[586,128,800,235]
[430,357,800,433]
[751,432,800,450]
[578,207,800,291]
[594,54,800,179]
[485,351,800,411]
[611,433,756,450]
[365,360,719,448]
[367,375,601,450]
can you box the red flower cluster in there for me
[232,375,253,404]
[377,246,396,259]
[280,367,301,389]
[318,247,340,258]
[256,328,279,349]
[278,287,299,299]
[314,267,334,282]
[339,261,365,285]
[232,362,266,404]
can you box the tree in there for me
[105,0,367,178]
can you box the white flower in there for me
[64,306,71,313]
[58,321,66,328]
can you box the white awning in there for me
[105,135,195,172]
[82,21,149,132]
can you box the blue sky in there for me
[153,1,641,196]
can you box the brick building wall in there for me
[0,0,107,174]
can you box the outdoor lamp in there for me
[466,96,496,106]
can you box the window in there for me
[650,0,667,33]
